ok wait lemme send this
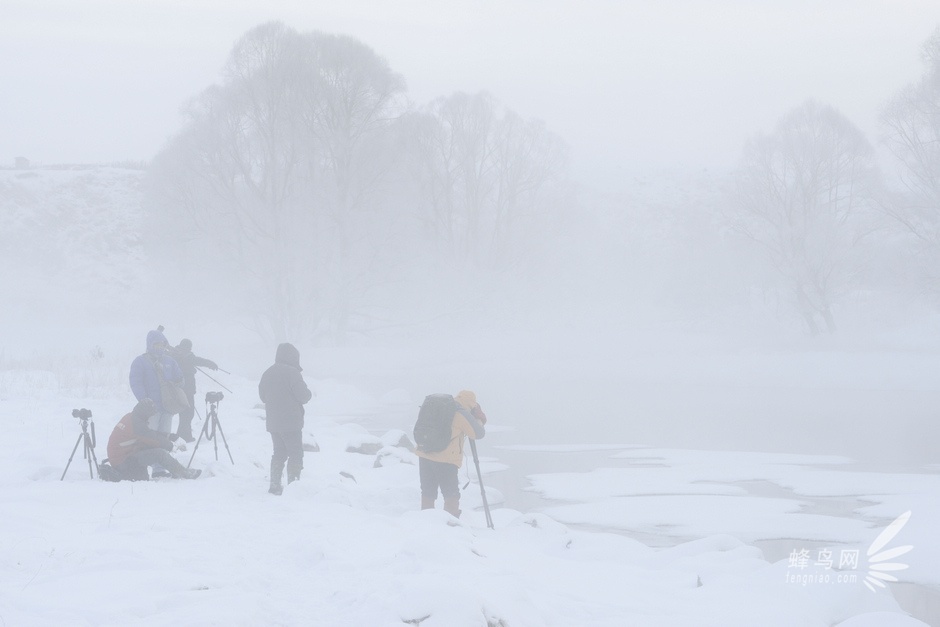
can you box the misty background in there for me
[3,3,940,466]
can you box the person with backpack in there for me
[259,343,313,495]
[414,390,487,518]
[169,338,219,443]
[105,398,201,480]
[129,327,187,477]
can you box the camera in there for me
[72,408,92,420]
[205,391,224,403]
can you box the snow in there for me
[1,358,935,626]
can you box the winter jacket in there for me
[107,406,174,466]
[259,343,313,433]
[415,390,486,468]
[170,345,217,395]
[129,330,184,413]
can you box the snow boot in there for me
[443,498,461,518]
[287,465,301,484]
[269,459,285,495]
[421,496,436,510]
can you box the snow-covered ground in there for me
[2,337,937,626]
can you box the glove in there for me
[169,434,187,452]
[471,405,487,425]
[208,361,219,371]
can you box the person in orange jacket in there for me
[415,390,486,517]
[106,398,201,481]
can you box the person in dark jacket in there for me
[258,343,313,495]
[129,328,186,477]
[170,338,219,442]
[106,398,201,480]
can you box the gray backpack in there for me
[413,394,457,453]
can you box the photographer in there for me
[129,329,184,429]
[415,390,486,518]
[170,338,219,442]
[259,343,312,495]
[106,398,201,481]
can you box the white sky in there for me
[3,0,940,186]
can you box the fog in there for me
[7,1,940,179]
[3,3,940,468]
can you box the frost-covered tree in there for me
[0,169,145,320]
[728,101,879,334]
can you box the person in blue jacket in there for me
[129,327,185,477]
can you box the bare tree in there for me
[148,23,571,341]
[491,112,568,262]
[303,33,408,337]
[149,22,407,342]
[728,100,878,334]
[309,33,406,217]
[880,27,940,291]
[410,91,568,268]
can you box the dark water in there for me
[486,378,937,466]
[335,341,940,465]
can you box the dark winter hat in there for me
[146,329,170,351]
[133,397,157,418]
[275,343,302,370]
[178,338,193,351]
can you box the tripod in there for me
[61,409,99,480]
[469,439,495,529]
[187,392,234,468]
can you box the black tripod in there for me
[187,391,234,468]
[469,439,495,529]
[61,408,99,480]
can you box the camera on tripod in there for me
[61,408,98,480]
[189,390,234,467]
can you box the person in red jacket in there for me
[107,398,201,481]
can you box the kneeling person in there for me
[107,398,201,480]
